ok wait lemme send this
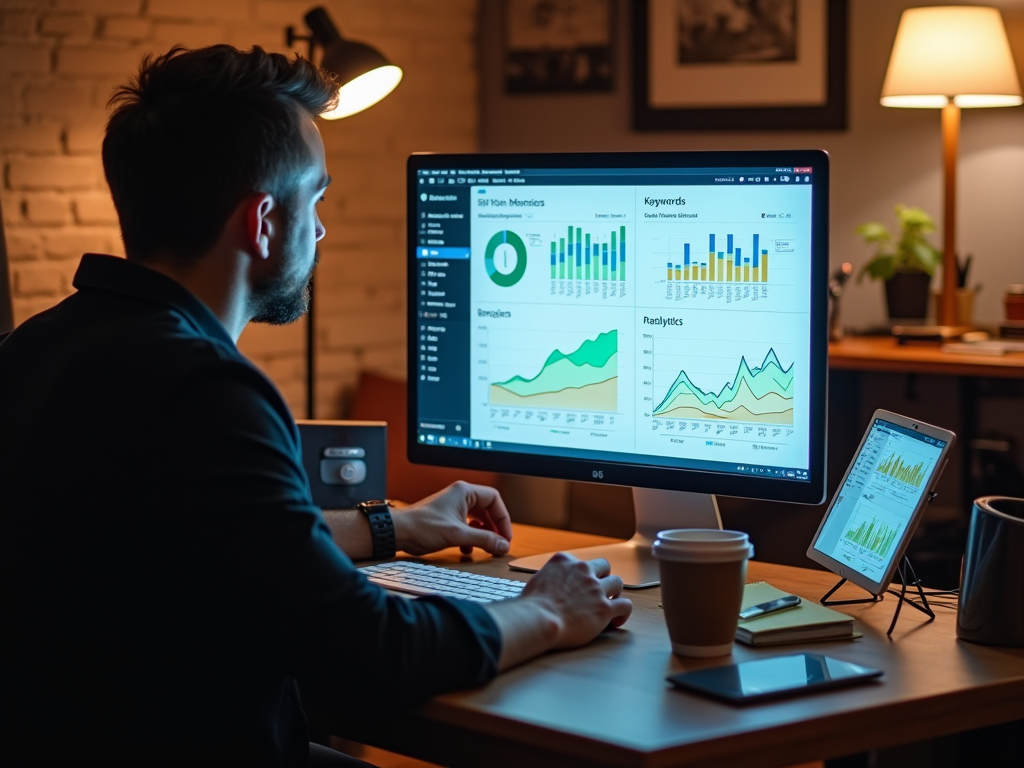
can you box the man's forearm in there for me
[483,597,561,671]
[322,508,374,560]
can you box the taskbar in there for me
[415,430,810,482]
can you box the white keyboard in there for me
[361,561,526,602]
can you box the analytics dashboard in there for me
[412,164,818,482]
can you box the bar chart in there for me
[550,224,628,299]
[664,233,770,286]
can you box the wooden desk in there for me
[341,525,1024,768]
[829,336,1024,379]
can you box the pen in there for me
[739,594,801,620]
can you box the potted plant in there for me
[856,205,940,320]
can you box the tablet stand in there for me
[820,555,935,636]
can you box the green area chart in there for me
[653,348,794,424]
[843,515,900,558]
[490,330,618,412]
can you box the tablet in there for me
[806,410,955,596]
[667,654,883,704]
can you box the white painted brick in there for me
[7,155,103,190]
[151,21,225,48]
[14,296,63,326]
[23,79,94,118]
[41,227,116,259]
[1,192,24,226]
[57,45,143,77]
[0,42,51,74]
[3,229,43,261]
[237,321,305,358]
[323,5,387,36]
[252,1,305,26]
[314,287,378,318]
[39,12,95,38]
[24,192,72,225]
[73,191,118,225]
[385,9,473,39]
[223,22,291,53]
[147,0,253,23]
[257,355,305,385]
[14,263,63,296]
[316,349,360,378]
[322,308,405,350]
[1,10,36,37]
[0,79,22,117]
[360,344,407,376]
[102,16,152,41]
[0,119,63,153]
[55,0,141,14]
[65,118,107,154]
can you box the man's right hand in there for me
[522,554,632,648]
[484,553,632,670]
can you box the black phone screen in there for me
[667,654,882,704]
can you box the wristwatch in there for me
[357,500,396,560]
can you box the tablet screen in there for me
[812,418,947,587]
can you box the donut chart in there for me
[484,230,527,287]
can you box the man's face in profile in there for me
[249,114,329,325]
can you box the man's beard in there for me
[250,247,320,326]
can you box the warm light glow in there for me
[953,93,1023,108]
[321,65,403,120]
[880,6,1022,109]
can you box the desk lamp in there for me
[286,6,403,417]
[880,6,1022,327]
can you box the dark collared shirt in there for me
[0,255,500,767]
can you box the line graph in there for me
[653,348,794,424]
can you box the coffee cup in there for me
[653,529,754,657]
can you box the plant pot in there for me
[884,272,931,320]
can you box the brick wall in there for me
[0,0,479,417]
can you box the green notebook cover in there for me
[736,582,858,646]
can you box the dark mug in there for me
[956,496,1024,647]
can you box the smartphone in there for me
[667,654,882,705]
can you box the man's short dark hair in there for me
[103,45,338,263]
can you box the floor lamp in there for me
[880,6,1022,327]
[287,6,403,418]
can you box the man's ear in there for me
[245,193,275,260]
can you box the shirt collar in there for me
[72,254,236,348]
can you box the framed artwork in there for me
[633,0,847,130]
[504,0,615,93]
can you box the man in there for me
[0,46,631,767]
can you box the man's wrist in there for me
[390,507,413,554]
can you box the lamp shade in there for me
[881,6,1022,108]
[301,6,403,120]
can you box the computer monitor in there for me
[407,151,829,586]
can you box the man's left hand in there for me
[391,481,513,557]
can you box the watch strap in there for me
[358,500,396,560]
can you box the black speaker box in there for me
[296,420,387,510]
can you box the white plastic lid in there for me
[652,529,754,563]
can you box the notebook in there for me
[736,582,858,646]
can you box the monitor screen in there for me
[811,417,948,586]
[407,151,828,505]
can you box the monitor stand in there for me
[508,488,722,588]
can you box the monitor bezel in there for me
[406,150,829,505]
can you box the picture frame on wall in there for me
[633,0,847,130]
[504,0,615,93]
